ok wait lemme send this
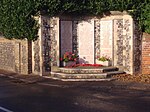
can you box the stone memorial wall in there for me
[57,13,141,74]
[0,12,145,76]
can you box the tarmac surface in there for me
[0,69,150,112]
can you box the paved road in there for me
[0,76,150,112]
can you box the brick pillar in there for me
[142,33,150,74]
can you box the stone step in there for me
[50,70,125,80]
[51,72,107,79]
[106,71,125,77]
[44,77,115,82]
[59,67,118,74]
[102,67,119,72]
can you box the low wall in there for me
[142,33,150,74]
[0,36,32,74]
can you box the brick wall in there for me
[142,33,150,74]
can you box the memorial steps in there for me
[46,66,125,81]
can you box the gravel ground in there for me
[113,74,150,84]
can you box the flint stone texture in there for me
[0,37,31,74]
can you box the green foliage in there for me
[0,0,60,40]
[129,0,150,34]
[0,0,38,40]
[97,55,110,62]
[141,3,150,33]
[0,0,150,40]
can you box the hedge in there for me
[0,0,149,40]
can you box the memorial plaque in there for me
[100,20,113,59]
[61,21,73,56]
[78,20,94,64]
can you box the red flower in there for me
[65,63,103,68]
[74,58,77,61]
[61,51,78,62]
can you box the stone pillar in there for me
[123,15,134,74]
[133,21,142,74]
[49,17,60,66]
[14,42,21,73]
[20,40,30,74]
[94,19,101,62]
[32,16,42,75]
[32,15,51,76]
[32,15,60,76]
[113,14,134,74]
[41,15,51,75]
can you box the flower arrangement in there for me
[60,51,78,62]
[97,55,110,62]
[96,55,111,66]
[65,64,103,68]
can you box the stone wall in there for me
[32,15,59,76]
[0,37,31,74]
[142,33,150,74]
